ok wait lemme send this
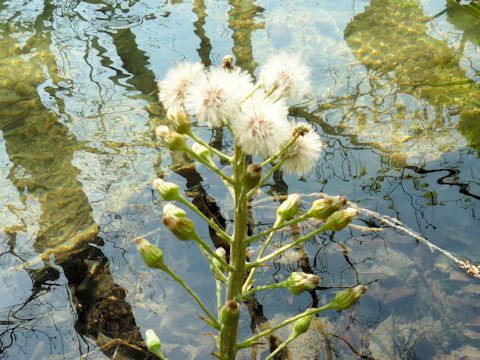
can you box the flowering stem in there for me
[241,82,263,103]
[185,148,233,185]
[247,133,301,200]
[242,217,281,294]
[265,333,296,360]
[246,159,285,199]
[260,132,301,169]
[177,197,232,244]
[242,280,288,298]
[236,303,333,350]
[219,145,248,359]
[164,267,220,329]
[247,224,328,269]
[246,213,309,244]
[186,130,233,163]
[192,234,234,271]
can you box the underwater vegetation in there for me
[343,0,480,162]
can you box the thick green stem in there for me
[237,303,333,350]
[219,146,248,359]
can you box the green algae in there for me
[0,30,98,253]
[343,0,480,160]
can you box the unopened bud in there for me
[307,195,347,220]
[284,272,320,295]
[293,315,313,337]
[167,107,190,134]
[220,300,240,327]
[293,125,310,137]
[135,237,168,271]
[277,193,301,222]
[322,207,359,232]
[331,285,367,311]
[223,55,234,70]
[163,203,187,217]
[192,142,215,167]
[241,164,262,190]
[210,247,227,281]
[156,125,187,151]
[152,178,181,201]
[162,204,198,240]
[145,329,163,357]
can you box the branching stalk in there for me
[164,267,219,329]
[185,148,233,184]
[192,234,234,271]
[246,213,309,244]
[247,224,328,269]
[237,303,333,350]
[186,130,233,163]
[177,197,232,244]
[219,145,248,359]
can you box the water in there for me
[0,0,479,359]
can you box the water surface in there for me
[0,0,479,359]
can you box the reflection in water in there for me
[228,0,264,75]
[342,0,480,163]
[193,0,213,66]
[0,0,478,359]
[0,2,153,358]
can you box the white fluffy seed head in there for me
[282,125,323,176]
[184,67,254,128]
[231,92,291,157]
[259,52,312,104]
[158,62,206,110]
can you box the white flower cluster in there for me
[157,52,323,175]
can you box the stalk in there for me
[236,303,333,350]
[164,267,219,329]
[247,224,328,269]
[219,145,248,359]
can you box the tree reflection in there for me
[0,1,153,358]
[341,0,480,161]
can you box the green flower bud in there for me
[210,247,227,281]
[163,203,187,217]
[330,285,367,311]
[156,125,187,151]
[145,329,163,358]
[167,107,190,134]
[284,272,320,295]
[135,237,168,271]
[192,142,215,167]
[322,207,359,232]
[241,164,262,191]
[219,300,240,327]
[307,195,347,220]
[152,178,181,201]
[162,203,198,240]
[293,315,313,337]
[277,193,301,222]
